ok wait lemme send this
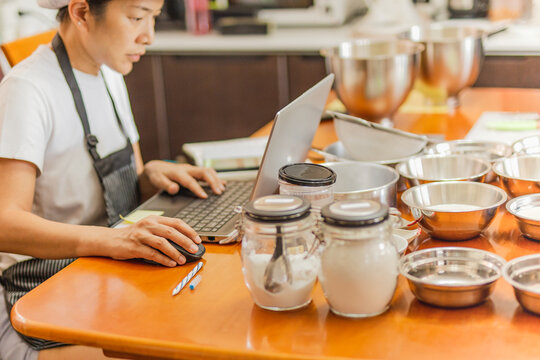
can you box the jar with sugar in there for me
[278,163,336,211]
[239,195,319,311]
[318,200,399,318]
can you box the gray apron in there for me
[0,33,140,350]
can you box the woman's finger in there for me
[150,171,180,194]
[142,234,187,265]
[193,167,225,195]
[149,222,201,254]
[154,216,201,243]
[169,172,207,198]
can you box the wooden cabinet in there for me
[161,55,284,158]
[475,55,540,89]
[125,54,291,161]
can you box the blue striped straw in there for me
[172,261,203,296]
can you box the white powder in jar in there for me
[426,203,483,212]
[242,253,319,310]
[319,240,398,317]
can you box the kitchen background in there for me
[1,0,540,163]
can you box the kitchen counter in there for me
[149,19,540,56]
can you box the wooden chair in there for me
[0,29,56,67]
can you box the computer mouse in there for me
[141,241,206,266]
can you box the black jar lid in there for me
[278,163,336,187]
[244,195,311,222]
[321,200,389,227]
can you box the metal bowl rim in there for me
[405,24,486,44]
[321,161,399,194]
[511,135,540,153]
[320,39,425,60]
[503,254,540,294]
[425,140,512,160]
[323,141,425,165]
[401,181,507,212]
[400,246,506,287]
[396,154,491,182]
[493,155,540,181]
[506,194,540,222]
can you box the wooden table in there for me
[11,88,540,360]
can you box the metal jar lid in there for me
[321,200,389,227]
[278,163,337,187]
[244,195,311,222]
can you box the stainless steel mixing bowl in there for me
[493,155,540,198]
[506,194,540,241]
[322,161,399,207]
[512,135,540,155]
[401,181,507,240]
[396,154,491,188]
[321,38,423,123]
[401,247,505,308]
[402,24,485,107]
[503,254,540,316]
[425,140,511,183]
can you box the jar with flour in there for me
[240,195,319,311]
[319,200,399,318]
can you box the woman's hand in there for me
[110,215,201,267]
[143,161,225,198]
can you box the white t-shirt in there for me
[0,45,140,270]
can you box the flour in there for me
[319,240,398,317]
[242,253,319,310]
[426,203,483,212]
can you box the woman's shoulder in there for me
[2,45,63,89]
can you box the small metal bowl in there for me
[425,140,511,183]
[506,194,540,241]
[401,181,507,240]
[512,135,540,155]
[400,247,506,308]
[322,161,399,207]
[396,154,491,188]
[493,155,540,198]
[503,254,540,316]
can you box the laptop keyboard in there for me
[174,180,252,232]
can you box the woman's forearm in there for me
[0,208,114,259]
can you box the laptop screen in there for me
[250,73,334,200]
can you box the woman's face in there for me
[85,0,164,75]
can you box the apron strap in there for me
[52,33,101,161]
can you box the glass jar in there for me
[278,163,336,211]
[240,195,319,311]
[318,200,399,318]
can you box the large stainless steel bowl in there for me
[396,154,491,188]
[493,155,540,198]
[504,254,540,316]
[322,161,399,207]
[401,247,505,308]
[321,38,423,123]
[401,181,507,240]
[506,194,540,241]
[403,24,485,107]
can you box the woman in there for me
[0,0,224,358]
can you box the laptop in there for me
[135,74,334,243]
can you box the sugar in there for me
[319,240,398,317]
[242,253,319,310]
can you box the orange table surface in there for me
[11,87,540,360]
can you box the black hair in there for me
[56,0,112,23]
